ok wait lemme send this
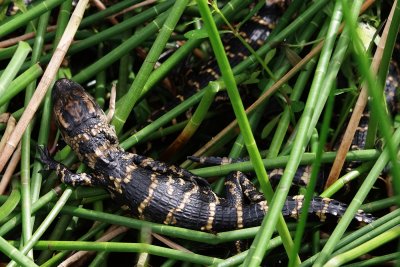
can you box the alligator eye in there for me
[56,111,71,129]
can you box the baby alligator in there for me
[39,79,374,231]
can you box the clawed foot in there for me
[37,145,59,171]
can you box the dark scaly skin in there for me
[40,79,375,232]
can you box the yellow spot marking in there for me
[125,164,137,174]
[236,204,243,228]
[141,159,151,167]
[316,198,330,222]
[82,133,90,141]
[224,181,237,195]
[94,147,105,158]
[121,153,134,160]
[121,205,130,210]
[210,191,220,204]
[201,202,216,231]
[258,201,268,212]
[164,185,198,225]
[114,178,122,191]
[290,196,304,219]
[166,175,174,195]
[137,175,158,219]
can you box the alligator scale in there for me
[40,79,374,231]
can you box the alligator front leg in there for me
[38,146,98,187]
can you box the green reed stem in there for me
[72,10,170,84]
[120,73,248,149]
[160,259,177,267]
[0,0,64,37]
[7,189,72,267]
[306,8,361,146]
[139,119,188,142]
[197,0,301,264]
[365,1,400,195]
[267,17,325,158]
[13,1,173,76]
[21,7,53,259]
[232,0,329,76]
[242,2,342,265]
[53,0,73,48]
[51,204,226,244]
[361,196,400,213]
[112,0,189,133]
[0,236,37,266]
[89,234,124,267]
[314,0,400,264]
[229,53,289,159]
[0,63,43,107]
[342,252,400,267]
[117,12,133,99]
[301,209,400,266]
[314,126,400,265]
[162,81,219,156]
[8,240,222,265]
[0,41,31,98]
[252,9,326,157]
[42,203,293,245]
[289,91,334,267]
[40,221,110,266]
[376,1,400,96]
[213,236,285,267]
[335,216,400,256]
[321,162,374,198]
[325,226,400,267]
[30,0,72,198]
[0,46,18,60]
[73,1,173,58]
[31,87,52,197]
[185,0,330,167]
[80,0,142,27]
[36,213,73,264]
[0,186,61,236]
[95,44,106,108]
[0,180,20,224]
[112,0,253,123]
